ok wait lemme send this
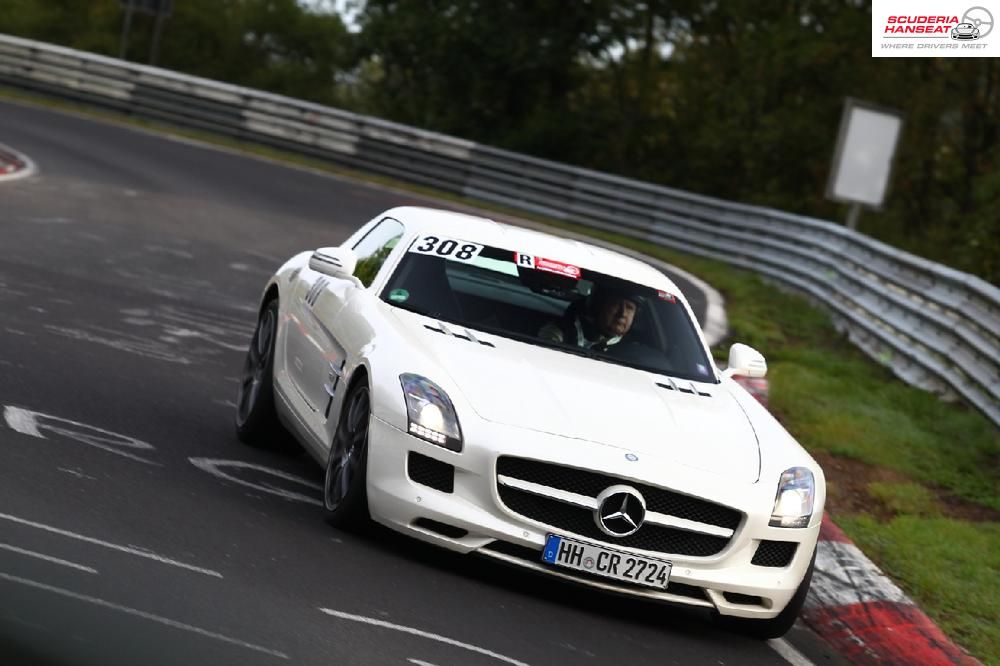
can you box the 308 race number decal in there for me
[409,235,483,262]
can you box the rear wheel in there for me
[235,299,283,447]
[713,548,816,639]
[323,383,371,530]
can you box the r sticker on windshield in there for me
[514,253,581,279]
[657,290,677,303]
[409,235,484,262]
[388,288,409,303]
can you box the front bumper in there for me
[365,415,820,619]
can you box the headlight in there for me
[399,373,462,452]
[769,467,815,528]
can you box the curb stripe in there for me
[804,516,981,665]
[803,602,979,666]
[817,516,852,544]
[809,540,910,607]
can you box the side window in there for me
[352,218,405,287]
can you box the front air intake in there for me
[408,451,455,493]
[413,518,467,539]
[751,540,797,567]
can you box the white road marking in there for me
[0,142,38,182]
[768,638,816,666]
[0,571,288,659]
[319,608,531,666]
[57,467,98,481]
[407,659,440,666]
[3,406,41,438]
[43,325,194,366]
[189,458,323,506]
[2,405,161,466]
[0,543,98,574]
[0,512,222,578]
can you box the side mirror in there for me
[309,247,358,279]
[724,343,767,378]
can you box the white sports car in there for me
[235,206,825,638]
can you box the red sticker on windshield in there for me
[536,257,581,279]
[514,252,581,279]
[657,290,677,302]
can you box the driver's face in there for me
[595,297,637,337]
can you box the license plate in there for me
[541,534,671,589]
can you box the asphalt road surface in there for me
[0,98,843,666]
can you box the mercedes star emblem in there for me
[594,485,647,537]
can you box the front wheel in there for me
[712,547,816,639]
[323,383,371,530]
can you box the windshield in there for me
[380,235,716,382]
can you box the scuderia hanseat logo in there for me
[876,4,994,54]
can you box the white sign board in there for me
[826,99,903,208]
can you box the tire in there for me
[323,383,371,530]
[712,547,816,640]
[235,299,284,447]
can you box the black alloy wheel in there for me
[323,383,371,529]
[235,299,282,446]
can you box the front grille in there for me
[496,457,741,530]
[408,452,454,493]
[498,486,729,557]
[482,540,707,600]
[751,540,797,567]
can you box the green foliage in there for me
[354,0,610,155]
[0,0,354,106]
[839,514,999,662]
[354,244,394,287]
[868,482,942,517]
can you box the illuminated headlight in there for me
[769,467,815,528]
[400,374,462,452]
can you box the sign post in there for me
[118,0,135,60]
[117,0,173,64]
[825,98,904,231]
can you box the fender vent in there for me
[655,379,711,397]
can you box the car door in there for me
[284,217,406,442]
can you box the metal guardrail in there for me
[1,34,997,426]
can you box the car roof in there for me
[385,206,682,295]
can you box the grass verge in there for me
[3,86,997,661]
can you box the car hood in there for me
[392,311,761,483]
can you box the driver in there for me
[539,283,639,350]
